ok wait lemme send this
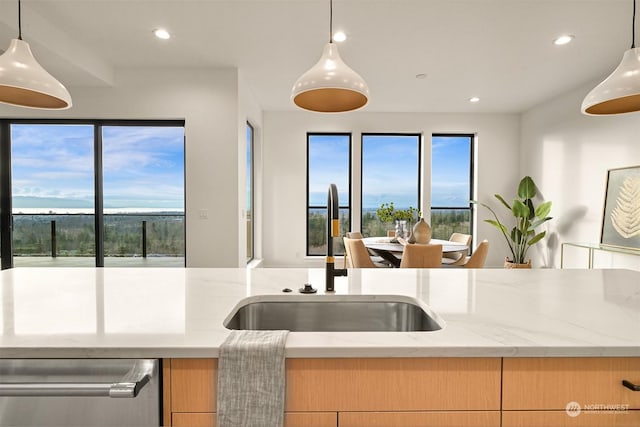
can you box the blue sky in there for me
[432,135,471,207]
[362,135,419,209]
[308,134,350,206]
[309,134,471,209]
[11,124,185,211]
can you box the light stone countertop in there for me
[1,267,639,358]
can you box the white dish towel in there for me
[217,330,289,427]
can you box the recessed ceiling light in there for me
[415,73,427,79]
[553,35,574,46]
[469,97,480,103]
[333,31,347,42]
[153,28,171,40]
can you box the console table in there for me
[560,242,640,268]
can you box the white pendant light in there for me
[582,0,640,115]
[291,0,369,113]
[0,0,72,109]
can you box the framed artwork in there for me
[601,165,640,250]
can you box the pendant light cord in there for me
[18,0,22,40]
[633,0,636,48]
[329,0,333,43]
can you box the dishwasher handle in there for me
[0,359,155,398]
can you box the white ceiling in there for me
[0,0,633,113]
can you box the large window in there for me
[246,122,254,263]
[361,134,420,236]
[12,124,95,266]
[102,125,185,267]
[3,120,185,269]
[430,134,474,240]
[307,133,351,256]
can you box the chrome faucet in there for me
[326,184,347,292]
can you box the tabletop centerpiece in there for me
[376,202,419,242]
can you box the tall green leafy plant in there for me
[473,176,552,264]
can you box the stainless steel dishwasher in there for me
[0,359,160,427]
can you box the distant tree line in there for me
[12,214,185,257]
[308,209,470,253]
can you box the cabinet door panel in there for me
[173,413,215,427]
[172,412,337,427]
[286,412,338,427]
[502,410,640,427]
[171,359,217,412]
[503,358,640,410]
[286,358,501,411]
[339,411,500,427]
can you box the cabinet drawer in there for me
[173,413,215,427]
[503,358,640,410]
[339,411,500,427]
[286,358,501,411]
[502,410,640,427]
[171,412,337,427]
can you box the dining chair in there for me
[387,230,396,238]
[442,233,472,266]
[343,237,379,268]
[343,231,391,268]
[462,240,489,268]
[399,244,443,268]
[344,231,363,267]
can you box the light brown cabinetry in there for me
[286,358,501,412]
[339,411,500,427]
[501,411,640,427]
[502,358,640,427]
[164,357,501,427]
[171,412,337,427]
[164,357,640,427]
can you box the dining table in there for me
[362,236,469,268]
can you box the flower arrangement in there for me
[376,202,419,222]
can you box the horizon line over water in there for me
[13,207,184,215]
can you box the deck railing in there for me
[12,213,185,258]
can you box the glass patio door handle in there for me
[0,359,155,398]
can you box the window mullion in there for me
[94,124,104,267]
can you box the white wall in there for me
[0,67,261,267]
[263,111,520,268]
[521,81,640,270]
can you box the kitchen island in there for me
[1,267,640,426]
[1,267,639,358]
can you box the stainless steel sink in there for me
[223,295,443,332]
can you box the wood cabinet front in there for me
[502,411,640,427]
[339,411,500,427]
[286,358,501,412]
[172,412,337,427]
[165,357,501,426]
[166,357,640,427]
[502,357,640,410]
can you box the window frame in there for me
[360,132,422,234]
[0,118,186,269]
[246,121,255,263]
[306,132,352,256]
[430,133,475,245]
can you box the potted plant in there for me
[472,176,552,268]
[376,202,418,239]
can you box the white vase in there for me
[412,217,431,244]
